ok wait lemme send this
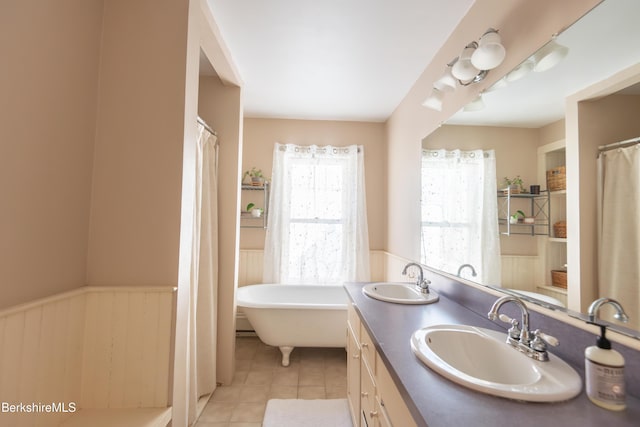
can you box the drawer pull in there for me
[370,411,378,418]
[353,354,360,359]
[361,342,369,348]
[361,392,368,397]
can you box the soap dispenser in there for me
[585,298,629,411]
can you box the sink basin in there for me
[362,282,439,305]
[410,324,582,402]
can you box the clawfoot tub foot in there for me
[279,346,294,367]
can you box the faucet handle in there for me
[498,314,521,340]
[530,329,559,354]
[531,329,559,347]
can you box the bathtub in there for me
[236,284,348,366]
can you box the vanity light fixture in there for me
[452,43,483,82]
[506,38,568,82]
[506,58,534,82]
[423,28,506,111]
[463,94,485,112]
[471,29,507,70]
[532,39,569,72]
[433,66,457,92]
[422,88,445,111]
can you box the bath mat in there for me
[262,398,352,427]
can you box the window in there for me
[421,149,501,285]
[264,144,370,285]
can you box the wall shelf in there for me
[497,188,550,236]
[240,183,269,229]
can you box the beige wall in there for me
[87,0,191,287]
[241,118,387,251]
[539,119,566,145]
[565,68,640,313]
[385,0,601,262]
[0,0,104,308]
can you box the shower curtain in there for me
[597,144,640,330]
[188,123,219,423]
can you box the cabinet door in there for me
[360,361,377,427]
[375,353,417,427]
[347,324,361,427]
[375,396,392,427]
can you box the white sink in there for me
[362,282,439,305]
[410,324,582,402]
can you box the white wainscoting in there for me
[238,249,390,288]
[500,255,541,291]
[0,286,175,427]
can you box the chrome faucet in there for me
[456,263,477,278]
[588,297,629,323]
[402,262,431,294]
[488,295,558,362]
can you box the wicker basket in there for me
[553,221,567,238]
[546,166,566,191]
[551,270,568,289]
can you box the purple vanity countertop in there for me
[344,282,640,427]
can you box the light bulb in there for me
[532,40,569,72]
[471,30,506,70]
[451,45,480,81]
[422,89,444,111]
[463,95,485,112]
[434,67,456,92]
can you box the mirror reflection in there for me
[421,0,640,335]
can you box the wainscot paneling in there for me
[0,286,175,427]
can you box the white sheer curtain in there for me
[188,123,219,423]
[421,149,501,286]
[597,144,640,330]
[264,144,370,285]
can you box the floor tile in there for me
[230,402,266,423]
[195,337,348,427]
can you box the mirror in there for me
[421,0,640,337]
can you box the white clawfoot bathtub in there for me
[236,284,348,366]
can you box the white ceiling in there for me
[206,0,474,122]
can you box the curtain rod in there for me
[598,136,640,152]
[197,116,217,136]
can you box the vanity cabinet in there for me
[346,311,361,427]
[347,303,417,427]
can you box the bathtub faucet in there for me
[402,262,430,294]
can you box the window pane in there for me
[287,222,343,283]
[290,162,343,219]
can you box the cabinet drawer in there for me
[376,395,393,427]
[360,360,376,427]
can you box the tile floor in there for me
[195,336,348,427]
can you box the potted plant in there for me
[246,202,263,218]
[509,210,526,224]
[503,176,525,194]
[244,167,265,186]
